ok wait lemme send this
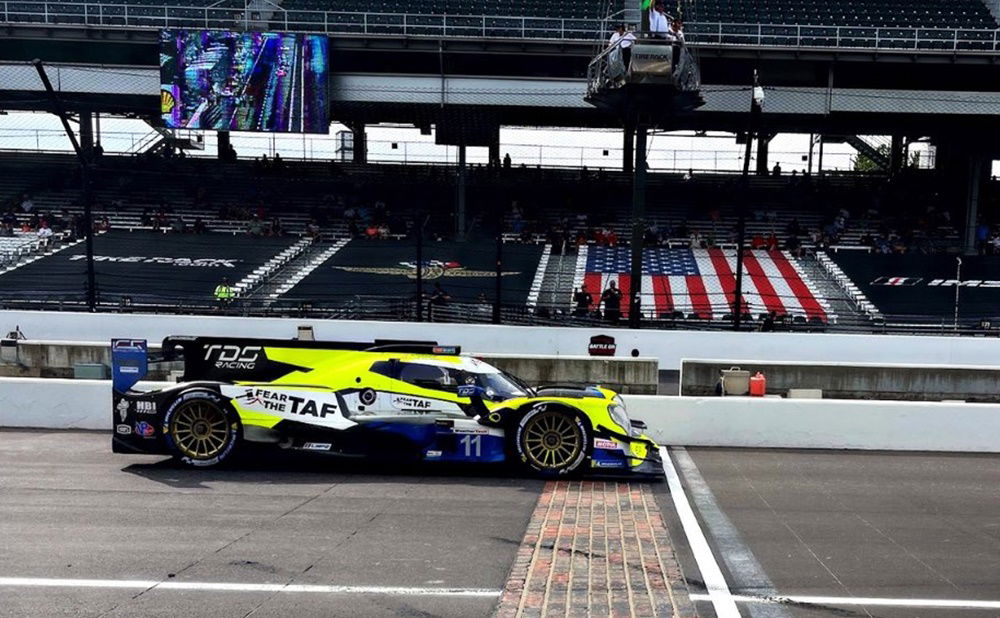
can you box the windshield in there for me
[394,361,530,400]
[466,370,530,400]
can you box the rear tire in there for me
[163,389,240,468]
[512,404,590,477]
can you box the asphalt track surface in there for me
[0,430,543,617]
[665,448,1000,618]
[5,432,1000,618]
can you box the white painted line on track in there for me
[691,593,1000,610]
[660,446,741,618]
[0,577,499,597]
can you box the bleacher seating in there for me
[0,230,299,307]
[684,0,999,49]
[576,246,831,322]
[826,251,1000,324]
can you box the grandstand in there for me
[1,0,999,336]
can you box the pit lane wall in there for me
[3,309,999,371]
[5,376,1000,453]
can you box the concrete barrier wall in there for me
[4,309,1000,371]
[680,359,1000,402]
[0,340,659,394]
[5,376,1000,453]
[624,395,1000,452]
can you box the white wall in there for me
[3,309,999,370]
[624,395,1000,452]
[4,376,1000,453]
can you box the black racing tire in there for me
[511,404,591,477]
[162,388,241,468]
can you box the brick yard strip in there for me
[497,481,696,618]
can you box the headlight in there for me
[608,403,631,434]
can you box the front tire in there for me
[163,389,240,468]
[513,404,590,476]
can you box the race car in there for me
[111,336,661,477]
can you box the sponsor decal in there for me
[425,450,443,458]
[69,255,238,268]
[120,366,139,374]
[116,399,130,422]
[391,395,433,410]
[116,424,132,435]
[588,334,616,357]
[332,260,520,280]
[591,460,622,468]
[135,401,156,415]
[135,421,155,438]
[237,388,339,418]
[112,339,147,351]
[302,442,332,451]
[451,427,490,435]
[358,388,377,406]
[871,277,1000,288]
[203,345,262,370]
[594,438,620,450]
[160,87,176,113]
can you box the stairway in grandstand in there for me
[793,253,872,327]
[259,238,351,302]
[537,251,578,314]
[573,245,835,324]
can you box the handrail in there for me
[1,2,999,50]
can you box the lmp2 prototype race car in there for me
[111,337,661,477]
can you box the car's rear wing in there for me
[157,336,461,383]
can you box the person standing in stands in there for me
[214,277,234,310]
[573,284,593,317]
[649,3,670,39]
[601,281,622,324]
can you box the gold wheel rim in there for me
[523,411,582,470]
[170,401,230,460]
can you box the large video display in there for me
[160,30,329,134]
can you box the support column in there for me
[963,154,985,255]
[217,130,230,160]
[352,123,367,164]
[628,125,647,329]
[78,111,94,157]
[889,134,905,176]
[456,145,467,241]
[755,133,770,175]
[623,123,635,174]
[488,140,500,168]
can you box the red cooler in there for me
[749,372,767,397]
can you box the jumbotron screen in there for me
[160,30,329,133]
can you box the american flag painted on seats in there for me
[580,247,828,321]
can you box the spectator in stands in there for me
[96,216,110,232]
[751,233,766,249]
[772,163,781,176]
[765,232,779,251]
[759,311,776,332]
[193,217,207,234]
[573,285,593,317]
[429,283,450,320]
[2,209,16,228]
[649,3,670,38]
[170,217,185,234]
[306,219,321,238]
[667,18,684,44]
[273,152,285,172]
[503,153,511,170]
[601,281,622,324]
[0,222,13,237]
[19,194,34,214]
[141,208,153,227]
[36,220,52,240]
[214,277,234,309]
[247,215,265,237]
